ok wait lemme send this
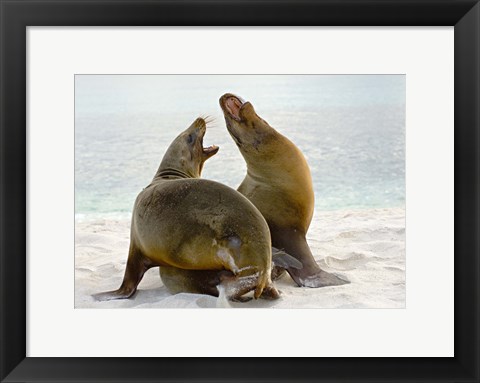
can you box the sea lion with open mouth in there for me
[93,117,279,302]
[220,93,349,288]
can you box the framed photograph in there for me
[74,73,405,310]
[1,1,478,382]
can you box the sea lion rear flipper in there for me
[272,247,303,270]
[218,271,280,302]
[260,284,281,300]
[231,296,253,303]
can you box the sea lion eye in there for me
[187,134,194,144]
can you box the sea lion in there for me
[219,93,349,288]
[93,117,279,302]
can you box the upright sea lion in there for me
[93,117,279,302]
[219,93,349,288]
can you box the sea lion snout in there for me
[238,101,256,120]
[220,93,254,122]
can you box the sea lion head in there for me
[219,93,277,162]
[159,117,219,178]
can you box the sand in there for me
[75,207,405,309]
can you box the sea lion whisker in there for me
[200,114,214,122]
[204,117,217,126]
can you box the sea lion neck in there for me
[242,133,298,176]
[154,167,194,180]
[153,145,201,180]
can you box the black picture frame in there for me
[1,1,479,382]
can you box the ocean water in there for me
[75,75,405,220]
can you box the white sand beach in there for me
[75,207,405,309]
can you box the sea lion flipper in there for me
[289,268,350,288]
[260,284,281,300]
[217,270,279,301]
[218,277,253,301]
[272,247,303,270]
[93,245,152,301]
[274,232,350,288]
[231,296,253,303]
[92,288,135,301]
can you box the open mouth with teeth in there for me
[199,130,219,158]
[223,95,245,121]
[202,144,219,156]
[194,118,219,159]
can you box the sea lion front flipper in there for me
[290,268,350,288]
[273,230,350,288]
[92,288,135,301]
[93,245,152,301]
[286,253,350,288]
